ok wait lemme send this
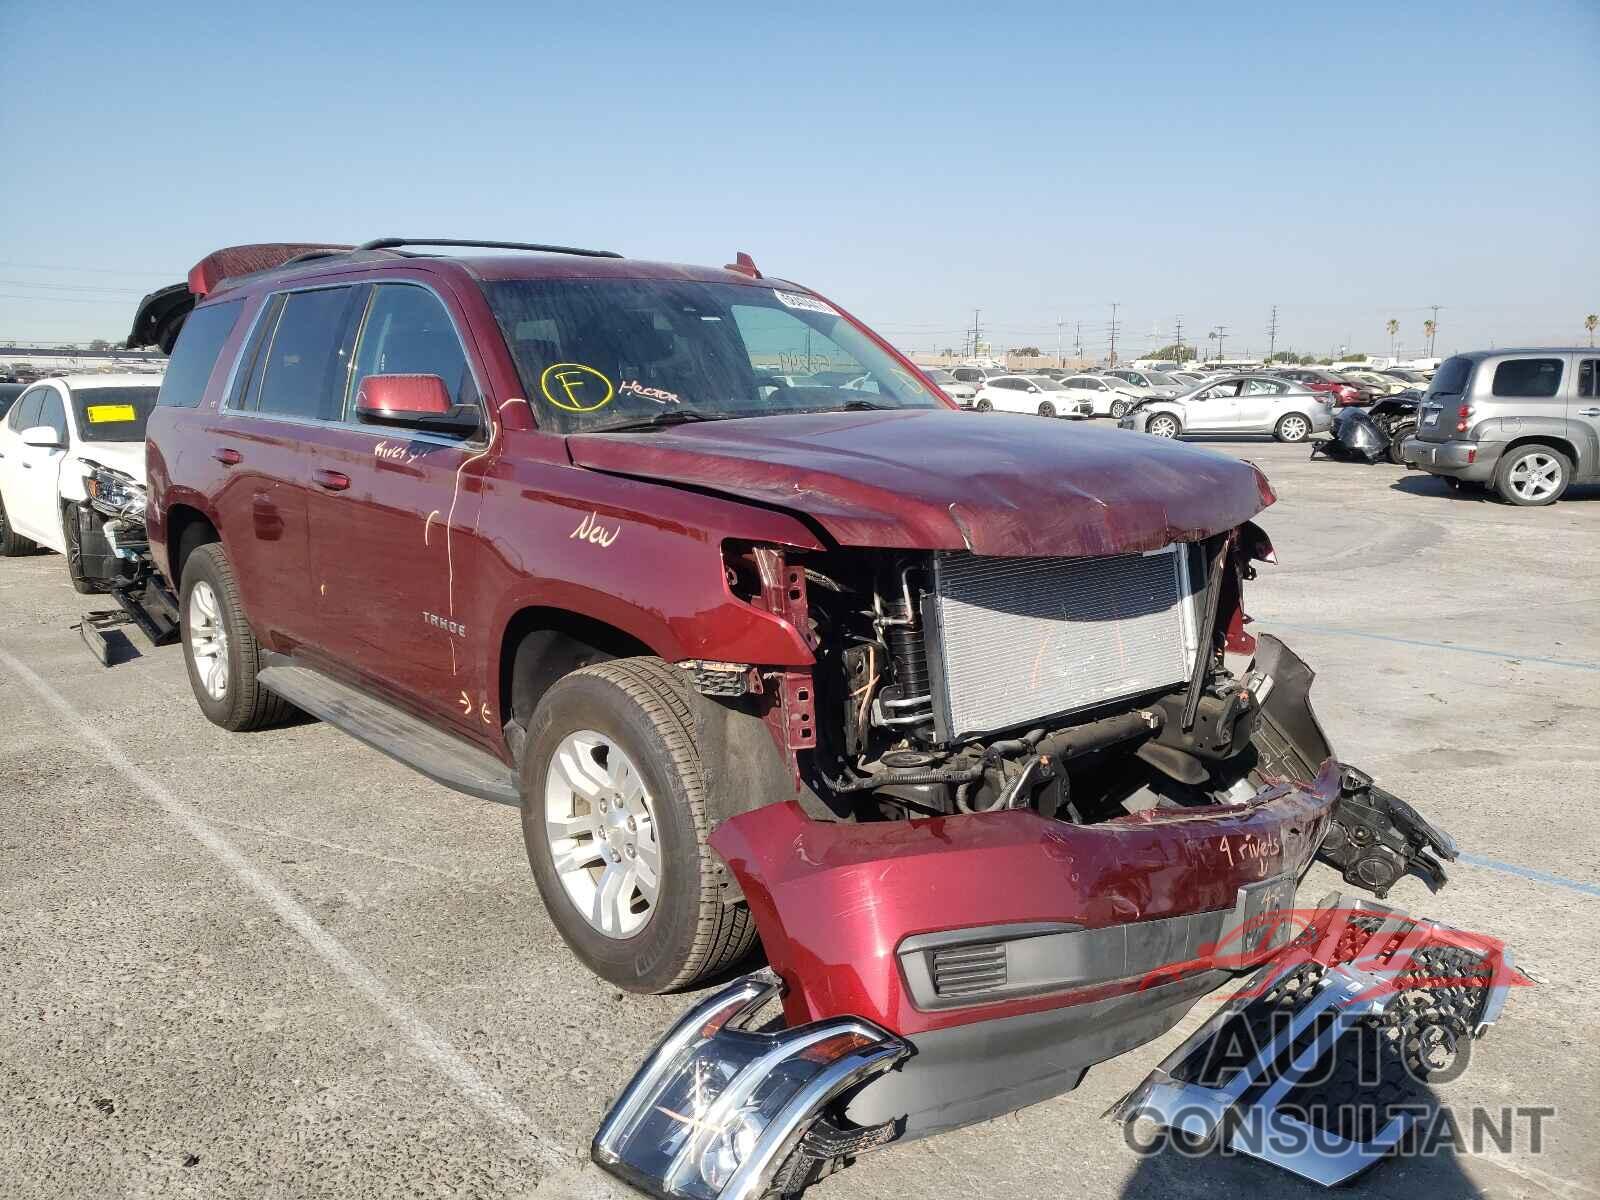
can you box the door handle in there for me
[313,469,351,492]
[1579,407,1600,417]
[214,447,243,466]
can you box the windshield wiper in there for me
[590,411,739,433]
[838,398,890,410]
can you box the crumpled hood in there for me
[74,441,147,485]
[566,409,1272,557]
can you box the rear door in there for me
[209,284,360,648]
[1572,355,1600,482]
[1236,377,1289,429]
[300,277,496,737]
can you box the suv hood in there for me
[566,409,1271,557]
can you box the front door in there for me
[301,278,496,738]
[1184,380,1243,431]
[3,385,71,547]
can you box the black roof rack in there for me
[355,238,622,259]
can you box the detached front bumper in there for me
[1402,436,1500,481]
[708,766,1340,1139]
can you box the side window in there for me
[7,388,43,432]
[1578,359,1596,398]
[1492,358,1562,398]
[158,299,244,409]
[37,388,68,443]
[252,287,355,421]
[346,284,479,417]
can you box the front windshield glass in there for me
[71,386,159,443]
[480,278,946,433]
[1146,372,1178,386]
[923,368,955,382]
[1031,378,1066,391]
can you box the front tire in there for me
[1275,413,1311,443]
[63,506,101,595]
[179,543,294,731]
[1494,444,1571,506]
[1037,400,1056,418]
[1147,413,1180,438]
[521,658,755,993]
[0,492,36,557]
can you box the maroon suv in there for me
[131,240,1453,1148]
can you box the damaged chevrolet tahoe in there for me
[132,241,1493,1195]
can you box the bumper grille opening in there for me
[930,942,1008,997]
[927,548,1201,741]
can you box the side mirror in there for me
[21,425,65,449]
[1027,385,1039,393]
[355,374,479,436]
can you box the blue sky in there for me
[1,0,1593,360]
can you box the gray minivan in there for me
[1403,348,1600,505]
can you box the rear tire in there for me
[1274,413,1311,443]
[1037,400,1056,418]
[1386,423,1414,465]
[179,543,294,731]
[1494,444,1571,506]
[0,493,36,557]
[521,658,756,993]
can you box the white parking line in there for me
[0,646,569,1173]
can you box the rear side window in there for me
[1492,358,1562,398]
[251,287,355,421]
[1579,359,1596,398]
[1429,356,1472,395]
[158,299,243,409]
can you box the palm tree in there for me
[1386,318,1399,361]
[1587,314,1597,347]
[1423,319,1436,356]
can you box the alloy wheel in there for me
[544,730,661,939]
[1279,415,1309,442]
[187,580,230,701]
[1149,415,1179,438]
[1508,453,1563,502]
[1110,399,1129,419]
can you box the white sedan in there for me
[1056,374,1151,417]
[0,374,160,589]
[1116,374,1332,442]
[972,375,1091,418]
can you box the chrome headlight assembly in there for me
[592,973,909,1200]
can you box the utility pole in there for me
[1428,305,1441,356]
[1174,315,1184,364]
[1056,315,1065,367]
[966,309,982,360]
[1209,324,1228,363]
[1266,305,1279,360]
[1108,302,1120,367]
[1074,321,1083,363]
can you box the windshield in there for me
[481,278,946,433]
[1030,377,1066,391]
[1146,372,1178,386]
[922,368,955,383]
[71,386,159,443]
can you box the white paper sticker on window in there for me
[772,289,838,316]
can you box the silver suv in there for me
[1403,348,1600,505]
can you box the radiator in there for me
[927,548,1201,742]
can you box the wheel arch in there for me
[498,606,655,748]
[165,503,221,590]
[1501,433,1581,472]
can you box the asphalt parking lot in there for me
[2,439,1597,1200]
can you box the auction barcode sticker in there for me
[772,290,838,316]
